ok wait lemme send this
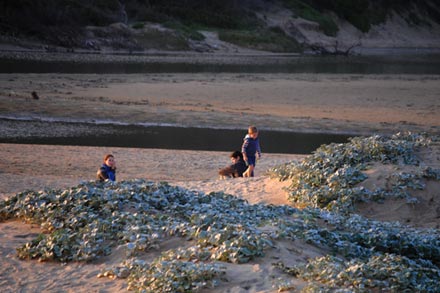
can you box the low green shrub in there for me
[282,0,339,36]
[219,28,302,53]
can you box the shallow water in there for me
[0,120,351,154]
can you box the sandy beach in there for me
[1,73,440,135]
[1,68,440,292]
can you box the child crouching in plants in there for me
[97,154,116,182]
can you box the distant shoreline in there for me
[1,46,440,64]
[0,115,360,135]
[3,49,440,75]
[0,49,302,65]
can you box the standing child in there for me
[241,126,261,177]
[97,154,116,182]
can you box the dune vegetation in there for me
[1,132,439,291]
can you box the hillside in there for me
[1,0,440,55]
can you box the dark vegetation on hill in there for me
[1,0,440,52]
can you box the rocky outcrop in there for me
[282,13,440,55]
[83,23,139,51]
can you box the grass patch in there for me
[219,27,302,53]
[133,28,189,51]
[131,22,144,30]
[163,21,205,41]
[282,0,339,36]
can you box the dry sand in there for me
[1,71,440,292]
[0,144,303,200]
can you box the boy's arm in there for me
[257,142,262,158]
[242,138,249,164]
[97,167,109,181]
[242,152,248,164]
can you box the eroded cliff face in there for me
[292,13,440,54]
[257,5,440,55]
[184,11,440,55]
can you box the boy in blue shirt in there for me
[241,126,261,177]
[97,154,116,182]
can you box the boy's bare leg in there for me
[243,165,254,177]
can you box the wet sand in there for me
[1,73,439,136]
